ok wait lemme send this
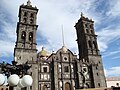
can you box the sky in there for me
[0,0,120,77]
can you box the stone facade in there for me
[14,0,38,64]
[74,14,106,88]
[14,1,38,90]
[14,1,106,90]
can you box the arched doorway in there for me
[42,85,47,90]
[65,83,70,90]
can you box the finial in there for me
[42,47,45,50]
[81,12,83,17]
[52,49,54,53]
[27,0,31,6]
[61,25,65,46]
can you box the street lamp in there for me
[0,61,33,89]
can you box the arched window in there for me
[116,83,119,87]
[43,67,47,72]
[93,41,97,49]
[98,83,100,87]
[65,83,71,90]
[21,31,26,41]
[24,12,27,16]
[23,18,27,23]
[91,30,93,34]
[30,13,34,17]
[30,19,33,24]
[42,85,47,90]
[29,32,33,41]
[85,23,88,28]
[86,83,90,88]
[90,24,93,29]
[86,29,89,33]
[88,40,92,49]
[64,66,69,73]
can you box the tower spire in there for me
[61,25,65,46]
[27,0,31,6]
[81,12,83,17]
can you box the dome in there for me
[62,46,68,53]
[38,47,50,58]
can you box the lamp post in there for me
[0,61,33,90]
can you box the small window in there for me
[64,66,69,72]
[42,85,47,90]
[43,67,47,72]
[24,12,27,16]
[91,30,93,34]
[21,31,26,40]
[30,19,33,24]
[97,73,99,76]
[90,24,93,29]
[98,83,100,87]
[64,57,68,61]
[99,61,101,64]
[23,18,27,23]
[30,86,32,90]
[22,44,24,48]
[93,41,97,49]
[30,13,34,17]
[85,23,88,28]
[86,29,89,33]
[88,40,92,48]
[83,68,87,72]
[96,66,98,70]
[116,83,119,86]
[29,32,33,41]
[86,83,89,88]
[18,56,21,60]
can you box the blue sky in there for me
[0,0,120,77]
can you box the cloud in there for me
[2,0,111,56]
[0,8,16,57]
[0,40,14,57]
[103,50,120,58]
[1,0,120,77]
[0,0,119,54]
[106,0,120,17]
[30,0,98,53]
[96,26,120,52]
[0,0,120,55]
[111,56,120,60]
[105,67,120,77]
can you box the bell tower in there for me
[75,13,101,59]
[75,13,106,88]
[14,0,38,64]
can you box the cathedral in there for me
[13,0,106,90]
